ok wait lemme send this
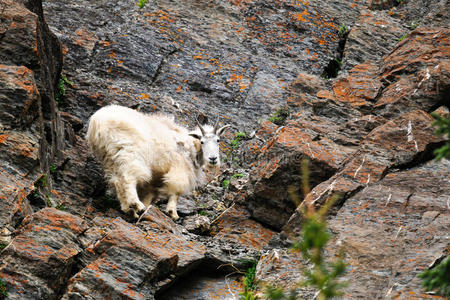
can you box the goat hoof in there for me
[128,203,145,219]
[167,210,179,220]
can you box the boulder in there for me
[0,208,86,299]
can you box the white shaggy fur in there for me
[86,105,228,220]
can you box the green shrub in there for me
[240,159,346,300]
[418,256,450,297]
[240,258,260,299]
[431,112,450,160]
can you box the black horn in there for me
[213,117,220,134]
[195,117,206,135]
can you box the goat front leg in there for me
[166,194,179,220]
[114,175,146,219]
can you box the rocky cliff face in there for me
[0,0,448,299]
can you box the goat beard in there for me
[204,164,220,174]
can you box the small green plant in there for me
[411,20,419,30]
[418,256,450,297]
[0,242,8,250]
[55,203,66,211]
[50,163,57,174]
[222,179,230,189]
[199,210,209,216]
[56,74,73,104]
[240,257,260,300]
[138,0,148,9]
[36,174,48,188]
[338,23,348,36]
[231,173,246,180]
[45,194,53,207]
[398,33,408,42]
[243,264,258,291]
[268,107,290,125]
[0,277,7,297]
[231,132,246,149]
[431,112,450,160]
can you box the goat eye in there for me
[201,141,204,144]
[216,139,220,143]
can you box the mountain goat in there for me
[86,105,229,219]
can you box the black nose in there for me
[209,157,217,164]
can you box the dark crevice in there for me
[392,0,404,7]
[54,250,84,300]
[188,81,213,94]
[150,47,180,86]
[428,95,450,112]
[155,257,243,300]
[328,184,365,216]
[321,29,349,79]
[388,141,446,173]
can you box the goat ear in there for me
[216,124,231,136]
[189,132,202,140]
[193,139,202,152]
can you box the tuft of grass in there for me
[411,20,419,30]
[222,179,230,189]
[138,0,148,9]
[398,33,408,42]
[418,256,450,297]
[231,173,246,180]
[338,23,349,36]
[268,107,290,125]
[55,203,66,211]
[45,194,53,207]
[56,74,73,104]
[0,277,7,297]
[199,210,209,216]
[0,242,8,250]
[231,132,246,149]
[50,163,57,174]
[36,174,47,188]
